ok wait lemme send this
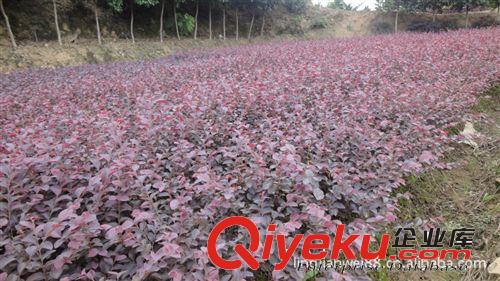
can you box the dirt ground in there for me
[0,37,265,73]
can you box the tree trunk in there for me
[465,5,469,28]
[260,13,265,36]
[209,3,212,40]
[173,0,180,40]
[94,0,102,45]
[247,13,254,40]
[497,4,499,24]
[394,10,399,33]
[222,5,226,40]
[53,0,62,45]
[0,0,17,48]
[235,8,238,40]
[432,11,436,23]
[193,0,198,39]
[160,0,165,42]
[130,0,135,43]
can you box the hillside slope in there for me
[0,6,497,73]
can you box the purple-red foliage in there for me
[0,28,499,280]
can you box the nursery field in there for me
[0,28,499,280]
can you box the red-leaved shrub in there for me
[0,28,499,280]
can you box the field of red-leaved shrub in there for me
[0,27,499,280]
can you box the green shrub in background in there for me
[310,17,328,29]
[327,0,359,11]
[276,15,305,35]
[177,13,195,36]
[471,15,498,28]
[407,20,444,32]
[439,19,460,30]
[371,20,393,34]
[282,0,308,14]
[165,13,195,36]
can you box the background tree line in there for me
[375,0,499,32]
[1,0,498,49]
[0,0,311,48]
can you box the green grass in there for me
[376,84,500,281]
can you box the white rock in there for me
[488,257,500,275]
[461,121,477,137]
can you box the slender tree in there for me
[208,0,212,39]
[130,0,135,42]
[376,0,409,33]
[492,0,500,12]
[465,2,470,28]
[235,7,239,39]
[193,0,199,39]
[394,0,400,33]
[91,0,126,44]
[260,13,264,36]
[173,0,180,40]
[390,0,436,23]
[401,0,446,22]
[222,0,226,40]
[160,0,165,41]
[492,0,500,22]
[130,0,159,43]
[257,0,276,37]
[247,12,254,39]
[52,0,62,45]
[230,0,246,39]
[94,0,102,44]
[395,7,398,32]
[449,0,488,28]
[425,0,446,22]
[0,0,17,48]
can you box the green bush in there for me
[276,16,305,35]
[177,14,195,36]
[471,16,498,29]
[439,19,459,31]
[407,20,444,33]
[165,13,195,37]
[327,0,358,11]
[371,20,392,34]
[310,17,328,29]
[282,0,308,14]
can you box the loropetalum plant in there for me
[0,28,499,280]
